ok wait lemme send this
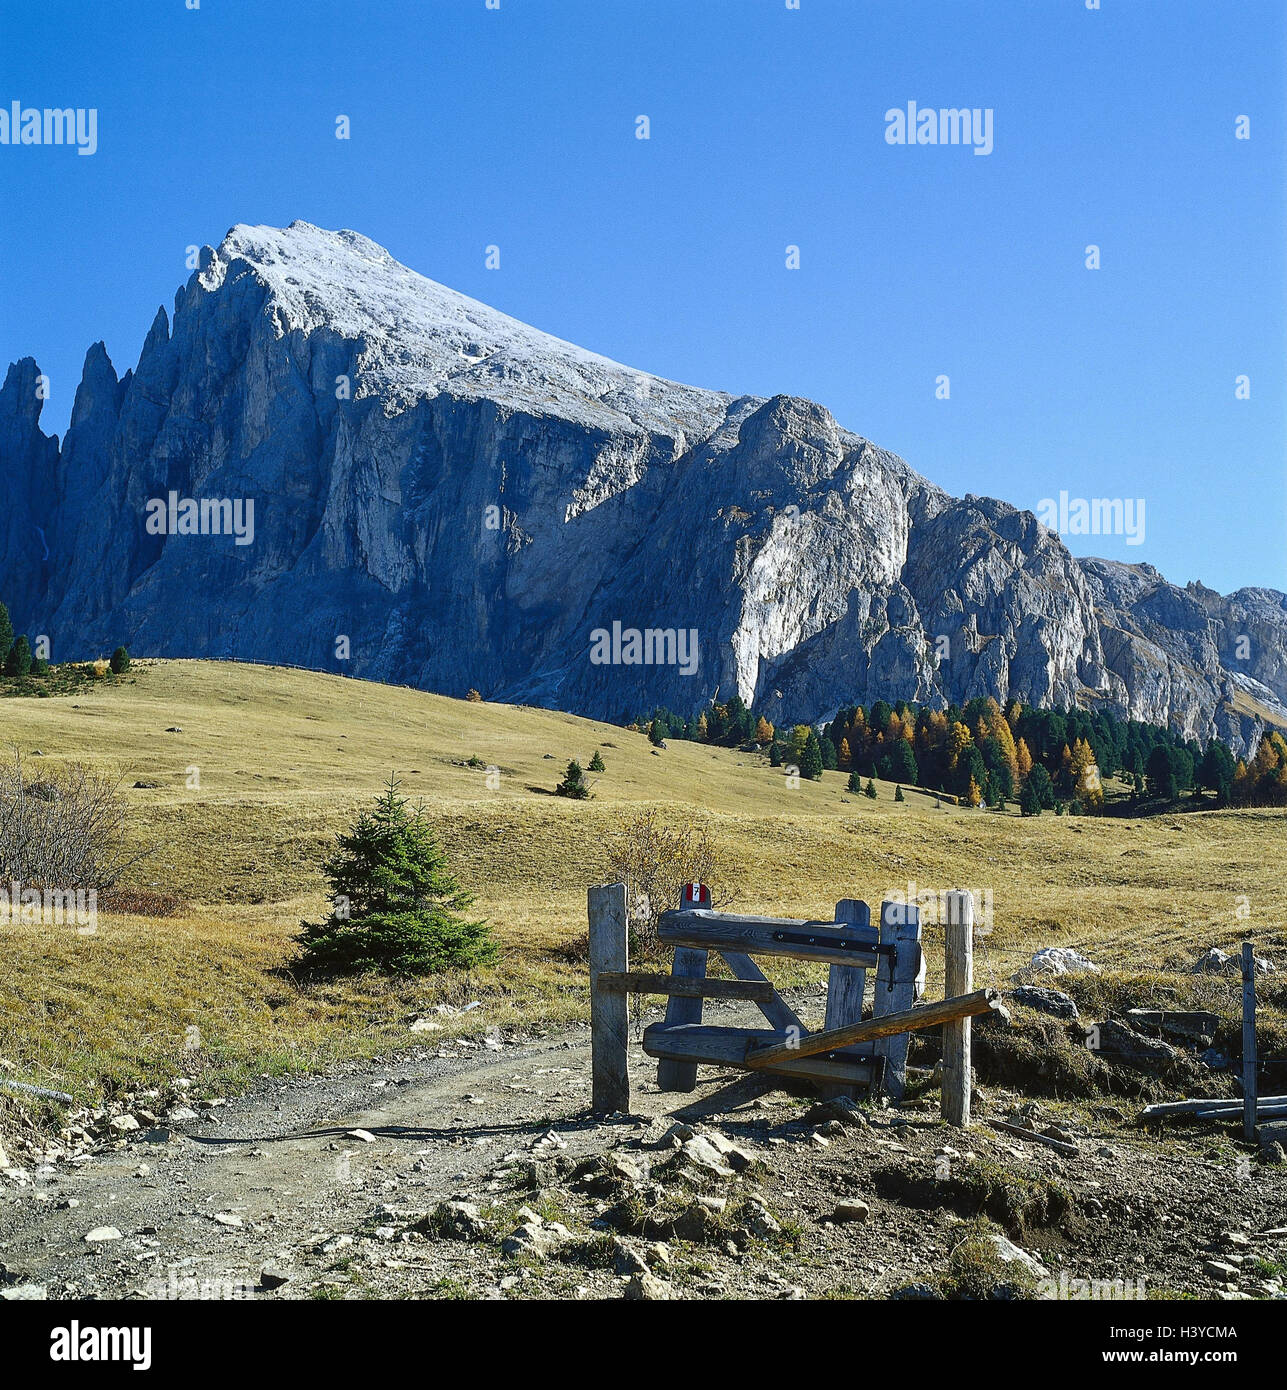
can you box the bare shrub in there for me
[603,806,735,960]
[0,750,143,890]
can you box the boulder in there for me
[1009,986,1080,1021]
[623,1271,673,1300]
[1087,1019,1178,1068]
[986,1234,1049,1280]
[1017,948,1098,981]
[1125,1009,1219,1046]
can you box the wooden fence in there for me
[588,881,997,1126]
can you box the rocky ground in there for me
[2,984,1286,1303]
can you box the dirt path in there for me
[3,997,1287,1302]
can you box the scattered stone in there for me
[1008,985,1080,1022]
[1087,1019,1178,1067]
[610,1239,650,1276]
[500,1219,572,1259]
[258,1264,292,1290]
[317,1234,353,1255]
[212,1212,243,1228]
[109,1114,140,1133]
[1018,947,1099,980]
[423,1200,491,1242]
[831,1200,871,1224]
[673,1135,735,1180]
[85,1227,123,1242]
[1203,1259,1241,1282]
[1125,1009,1219,1046]
[623,1271,672,1300]
[346,1129,377,1143]
[741,1199,782,1241]
[986,1234,1049,1279]
[1193,948,1275,975]
[800,1097,869,1129]
[166,1106,199,1123]
[0,1283,47,1300]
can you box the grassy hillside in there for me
[2,659,1285,1123]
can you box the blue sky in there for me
[2,0,1283,592]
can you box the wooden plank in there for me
[1196,1104,1287,1121]
[988,1119,1079,1155]
[820,898,870,1100]
[656,946,707,1093]
[941,890,973,1128]
[588,882,630,1114]
[718,951,806,1035]
[1243,942,1258,1142]
[642,1023,877,1087]
[1139,1095,1287,1119]
[872,900,923,1102]
[658,908,879,969]
[743,988,1002,1070]
[595,971,774,1003]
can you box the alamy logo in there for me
[145,490,255,546]
[884,101,993,156]
[1036,490,1145,545]
[589,621,700,676]
[0,879,97,932]
[0,101,97,155]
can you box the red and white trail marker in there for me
[682,882,711,908]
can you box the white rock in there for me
[85,1226,123,1242]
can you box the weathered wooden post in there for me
[656,883,710,1092]
[820,898,871,1100]
[1243,941,1258,1143]
[872,899,923,1102]
[941,890,974,1127]
[588,882,630,1114]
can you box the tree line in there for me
[634,693,1287,814]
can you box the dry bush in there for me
[603,806,736,959]
[0,750,144,889]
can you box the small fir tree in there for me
[588,749,605,772]
[5,635,31,678]
[295,777,495,976]
[555,759,590,799]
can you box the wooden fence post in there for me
[656,887,710,1092]
[941,890,974,1127]
[1243,941,1258,1144]
[821,899,871,1100]
[589,882,630,1114]
[873,900,922,1102]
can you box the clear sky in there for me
[2,0,1283,593]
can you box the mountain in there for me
[2,221,1284,753]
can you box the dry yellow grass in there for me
[1,660,1284,1123]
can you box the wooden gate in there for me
[588,881,997,1127]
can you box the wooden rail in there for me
[743,987,1002,1070]
[595,970,775,1003]
[657,908,881,969]
[642,1023,880,1088]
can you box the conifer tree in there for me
[295,777,495,976]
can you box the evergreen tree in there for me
[864,778,877,799]
[0,603,12,666]
[295,777,495,976]
[800,731,825,781]
[894,784,905,802]
[555,759,591,799]
[110,646,131,674]
[1026,762,1056,810]
[5,634,31,678]
[588,749,605,772]
[770,741,783,767]
[1020,781,1042,816]
[648,720,665,747]
[847,769,861,793]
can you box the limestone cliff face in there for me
[2,222,1283,753]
